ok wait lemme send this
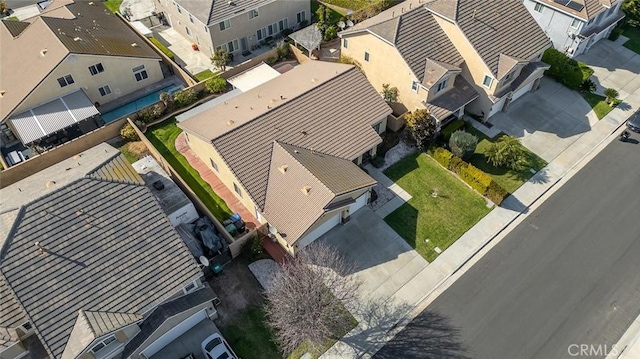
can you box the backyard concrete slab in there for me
[156,28,215,76]
[11,4,40,20]
[151,319,219,359]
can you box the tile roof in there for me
[0,144,201,359]
[1,20,29,36]
[179,61,390,210]
[534,0,618,20]
[263,142,376,244]
[177,0,273,26]
[426,75,479,120]
[426,0,551,77]
[494,62,549,98]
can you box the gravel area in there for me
[369,183,396,212]
[379,140,417,171]
[248,259,281,291]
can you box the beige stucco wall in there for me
[14,54,163,114]
[340,32,427,111]
[157,0,213,55]
[182,132,259,217]
[425,72,459,103]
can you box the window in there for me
[504,71,512,81]
[296,11,306,23]
[98,85,111,96]
[268,23,276,36]
[189,14,194,23]
[372,122,382,133]
[436,77,448,92]
[257,28,266,40]
[571,18,580,29]
[364,51,370,62]
[20,322,33,331]
[185,26,191,36]
[89,336,117,354]
[176,4,181,13]
[227,39,239,52]
[57,74,74,87]
[278,18,288,31]
[482,75,493,88]
[249,8,259,19]
[411,81,419,92]
[233,183,242,197]
[88,63,104,76]
[219,19,230,31]
[182,280,198,294]
[534,3,544,13]
[132,65,148,82]
[209,158,218,171]
[343,38,348,48]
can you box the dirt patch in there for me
[127,141,150,157]
[208,258,265,327]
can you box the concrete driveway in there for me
[489,77,598,162]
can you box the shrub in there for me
[280,28,293,37]
[243,235,265,262]
[211,48,229,71]
[579,79,596,93]
[609,27,623,41]
[486,180,509,205]
[120,123,139,141]
[433,147,453,168]
[323,25,338,41]
[149,37,175,61]
[299,19,309,28]
[381,83,399,103]
[448,156,466,174]
[458,164,492,195]
[622,0,640,27]
[441,119,466,140]
[405,109,438,150]
[351,0,391,23]
[266,56,278,65]
[604,88,619,105]
[449,130,478,160]
[205,77,227,94]
[276,44,290,59]
[485,135,530,171]
[542,48,593,90]
[173,89,198,108]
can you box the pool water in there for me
[100,84,184,123]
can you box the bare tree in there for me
[264,242,360,355]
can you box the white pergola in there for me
[288,25,323,57]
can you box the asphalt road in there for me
[375,136,640,359]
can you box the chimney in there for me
[301,185,312,195]
[278,165,288,174]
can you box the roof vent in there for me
[0,90,5,98]
[301,185,312,195]
[152,180,165,190]
[228,0,234,5]
[131,42,139,47]
[278,165,288,174]
[34,242,48,256]
[270,98,277,104]
[73,37,82,41]
[40,49,48,57]
[227,120,235,126]
[280,95,286,100]
[45,181,56,188]
[300,131,308,136]
[73,154,81,160]
[88,1,94,4]
[311,77,318,83]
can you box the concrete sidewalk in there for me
[321,49,640,359]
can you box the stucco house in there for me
[523,0,625,57]
[339,0,553,122]
[178,61,392,255]
[154,0,310,58]
[0,0,166,168]
[0,143,217,359]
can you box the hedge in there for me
[431,147,509,205]
[542,48,593,90]
[441,119,466,140]
[150,37,175,61]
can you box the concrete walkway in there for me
[364,164,412,219]
[322,40,640,358]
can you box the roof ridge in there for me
[85,153,145,186]
[77,309,95,337]
[272,141,336,196]
[0,269,44,354]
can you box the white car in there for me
[201,333,238,359]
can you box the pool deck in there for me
[97,76,184,114]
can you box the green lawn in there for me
[219,306,282,359]
[384,153,492,262]
[118,142,141,164]
[464,127,547,193]
[312,0,345,22]
[149,37,175,61]
[101,0,122,13]
[193,69,220,82]
[145,118,233,220]
[622,24,640,55]
[582,92,617,120]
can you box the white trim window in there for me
[257,28,266,40]
[209,158,218,172]
[482,75,493,88]
[436,77,449,92]
[278,18,288,31]
[89,336,117,354]
[411,81,419,93]
[249,8,259,19]
[98,85,111,96]
[219,19,230,31]
[88,63,104,76]
[268,23,276,36]
[570,18,580,29]
[57,74,74,87]
[364,51,370,62]
[233,183,242,197]
[534,2,544,13]
[296,11,306,23]
[132,65,148,82]
[343,38,348,48]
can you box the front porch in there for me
[425,76,479,125]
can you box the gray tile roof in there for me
[426,0,551,77]
[367,17,400,43]
[1,20,29,37]
[263,142,376,244]
[0,145,201,359]
[534,0,618,20]
[177,0,272,26]
[494,62,549,98]
[0,275,28,329]
[426,75,479,120]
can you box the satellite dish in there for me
[346,10,354,16]
[268,225,278,236]
[346,20,354,28]
[199,256,210,267]
[337,21,346,30]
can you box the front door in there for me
[241,37,248,51]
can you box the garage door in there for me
[297,213,341,248]
[349,192,368,214]
[512,80,534,102]
[141,310,207,358]
[488,97,506,118]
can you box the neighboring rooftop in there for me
[0,143,201,359]
[533,0,618,20]
[175,0,273,26]
[227,62,281,92]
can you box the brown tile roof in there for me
[426,0,551,77]
[0,1,159,121]
[180,62,390,210]
[426,75,479,120]
[263,142,375,245]
[423,59,461,88]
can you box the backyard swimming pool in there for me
[100,84,184,123]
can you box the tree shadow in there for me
[528,168,551,185]
[500,194,529,214]
[617,101,633,112]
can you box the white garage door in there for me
[349,192,368,214]
[141,310,207,358]
[512,80,535,102]
[297,213,341,248]
[488,97,506,118]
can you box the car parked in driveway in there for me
[627,110,640,133]
[201,333,238,359]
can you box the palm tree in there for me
[604,88,619,106]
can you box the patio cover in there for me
[227,63,281,92]
[289,25,323,55]
[8,90,99,144]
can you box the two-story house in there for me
[339,0,552,122]
[155,0,310,58]
[0,143,217,359]
[177,61,392,255]
[523,0,625,57]
[0,0,166,168]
